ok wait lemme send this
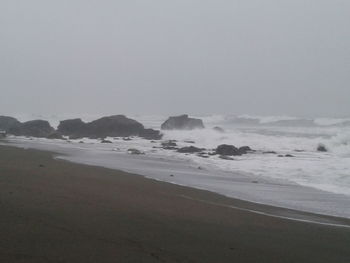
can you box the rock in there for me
[139,129,163,140]
[161,141,177,147]
[162,146,178,150]
[219,155,234,160]
[101,139,112,143]
[161,115,204,130]
[123,137,132,141]
[161,140,178,150]
[57,119,86,137]
[238,146,253,155]
[57,115,162,140]
[0,116,21,131]
[184,140,195,144]
[127,148,144,155]
[47,132,64,139]
[216,144,240,156]
[213,126,225,133]
[86,115,144,138]
[177,146,204,153]
[9,120,54,138]
[278,154,295,157]
[215,145,254,156]
[263,151,277,154]
[317,144,327,152]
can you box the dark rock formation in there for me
[238,146,253,155]
[317,144,327,152]
[177,146,204,153]
[161,141,177,147]
[161,115,204,130]
[219,155,234,160]
[215,145,253,156]
[215,144,239,156]
[278,154,295,157]
[139,128,162,140]
[0,116,21,131]
[57,119,86,137]
[101,139,112,143]
[213,126,225,133]
[57,115,162,140]
[9,120,54,138]
[86,115,143,138]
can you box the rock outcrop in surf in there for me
[57,119,86,138]
[9,120,55,138]
[317,144,328,152]
[215,144,253,156]
[0,116,21,131]
[57,115,162,140]
[177,146,204,153]
[161,115,204,130]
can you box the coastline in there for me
[1,144,350,262]
[3,137,350,220]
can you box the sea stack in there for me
[57,115,162,140]
[161,114,204,130]
[8,120,55,138]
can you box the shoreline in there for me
[2,142,350,227]
[3,137,350,220]
[58,153,350,228]
[1,145,350,262]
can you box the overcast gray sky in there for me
[1,0,349,117]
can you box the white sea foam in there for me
[132,114,350,196]
[6,113,350,197]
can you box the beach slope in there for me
[0,145,350,263]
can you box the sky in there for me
[1,0,349,118]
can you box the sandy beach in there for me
[1,145,350,263]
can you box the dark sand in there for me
[0,145,350,263]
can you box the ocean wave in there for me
[210,114,350,127]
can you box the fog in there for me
[1,0,349,118]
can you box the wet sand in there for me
[0,145,350,262]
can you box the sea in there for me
[4,113,350,219]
